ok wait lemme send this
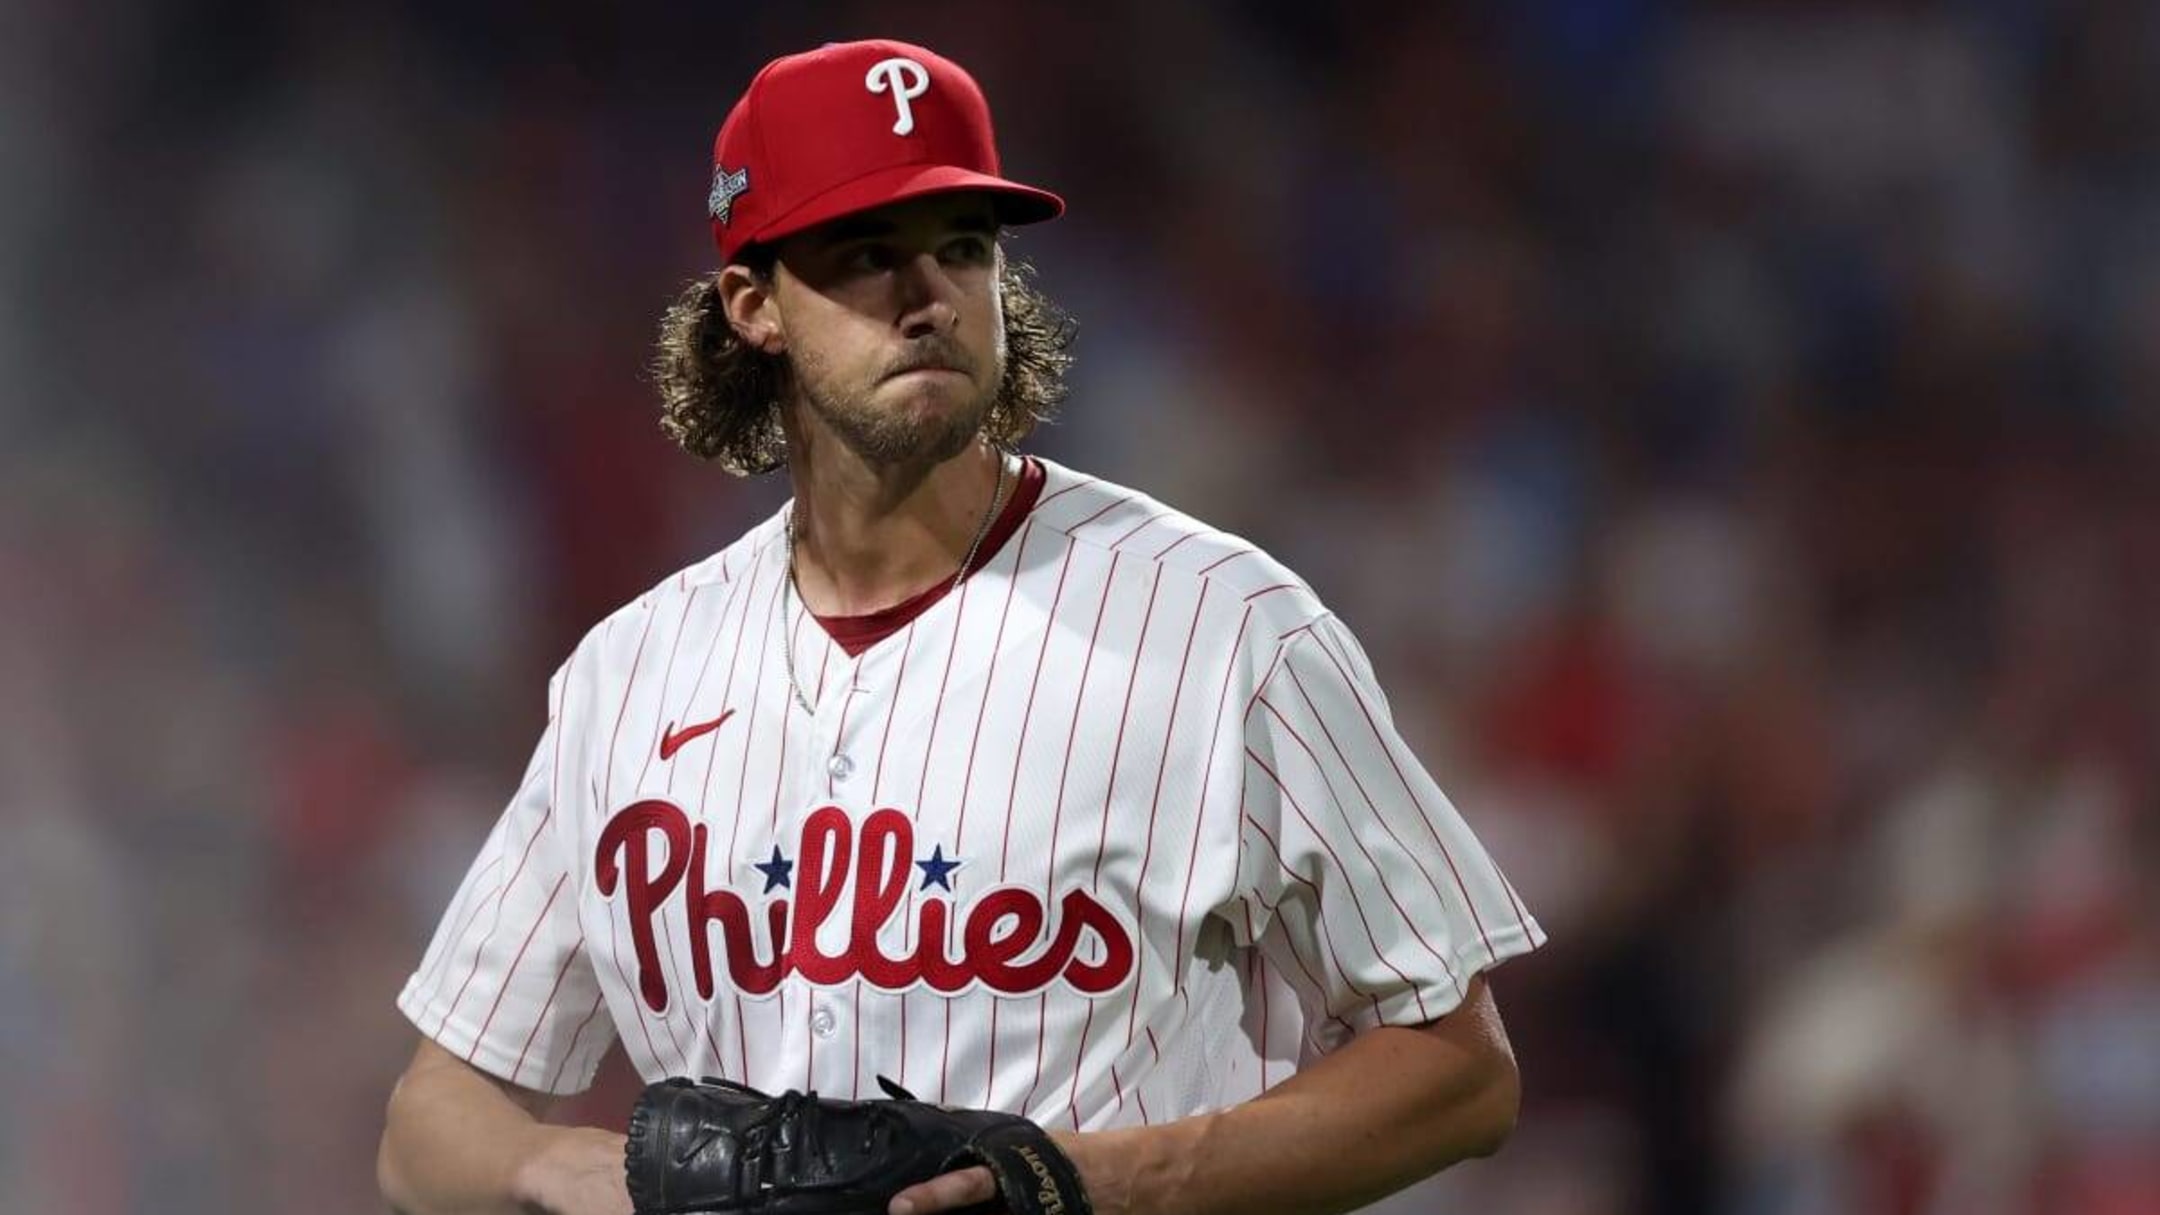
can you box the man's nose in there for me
[895,252,960,338]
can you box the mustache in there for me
[884,339,978,379]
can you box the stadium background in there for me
[3,2,2156,1213]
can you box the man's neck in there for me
[784,425,1006,618]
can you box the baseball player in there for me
[378,38,1544,1215]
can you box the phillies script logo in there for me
[596,801,1137,1011]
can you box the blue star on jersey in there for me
[752,845,793,893]
[915,845,962,892]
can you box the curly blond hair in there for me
[653,254,1076,475]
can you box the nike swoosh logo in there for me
[658,709,736,761]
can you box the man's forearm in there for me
[1067,990,1519,1215]
[378,1039,626,1215]
[891,976,1521,1215]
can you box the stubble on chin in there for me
[794,348,1002,472]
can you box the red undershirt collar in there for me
[809,455,1046,657]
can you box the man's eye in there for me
[846,245,896,272]
[941,238,992,265]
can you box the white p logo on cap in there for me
[865,57,931,136]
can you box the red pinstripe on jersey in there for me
[625,594,726,1050]
[636,587,704,789]
[655,913,698,1064]
[1110,510,1171,548]
[1023,539,1104,888]
[511,926,581,1084]
[604,608,697,1074]
[1239,810,1387,1022]
[699,557,785,1081]
[431,797,559,1040]
[1198,546,1254,576]
[959,521,1049,1098]
[999,536,1079,881]
[1034,475,1095,508]
[897,543,985,1092]
[1303,626,1508,960]
[724,558,784,867]
[768,604,808,836]
[1089,565,1159,886]
[1252,690,1463,996]
[664,548,765,798]
[546,990,608,1091]
[546,645,576,793]
[468,873,570,1060]
[826,681,862,798]
[414,641,575,1013]
[1171,604,1252,994]
[1059,562,1162,1127]
[988,537,1081,1111]
[870,621,918,800]
[1015,544,1114,1113]
[1131,1047,1152,1123]
[1243,746,1430,1020]
[415,854,504,994]
[1280,656,1476,992]
[606,864,678,1074]
[912,545,976,811]
[1123,580,1210,1046]
[1242,903,1270,1090]
[1310,624,1535,935]
[952,521,1035,847]
[1062,562,1166,1124]
[1153,528,1205,561]
[1067,493,1133,532]
[601,607,658,804]
[813,627,834,699]
[1246,878,1355,1041]
[939,520,1034,1102]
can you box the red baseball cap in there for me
[706,39,1065,264]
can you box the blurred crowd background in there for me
[4,1,2157,1213]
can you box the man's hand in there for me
[512,1126,634,1215]
[888,1163,994,1215]
[890,1130,1137,1215]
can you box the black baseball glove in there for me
[624,1074,1094,1215]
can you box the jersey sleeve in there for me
[1231,614,1544,1035]
[397,660,616,1094]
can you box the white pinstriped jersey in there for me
[398,456,1544,1129]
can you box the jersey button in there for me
[827,753,855,781]
[810,1004,838,1038]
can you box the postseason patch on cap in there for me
[708,165,750,225]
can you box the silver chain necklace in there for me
[781,453,1010,715]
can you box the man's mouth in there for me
[888,363,967,380]
[887,341,973,381]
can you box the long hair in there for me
[653,252,1076,475]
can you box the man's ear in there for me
[717,263,785,354]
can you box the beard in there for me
[789,331,1005,470]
